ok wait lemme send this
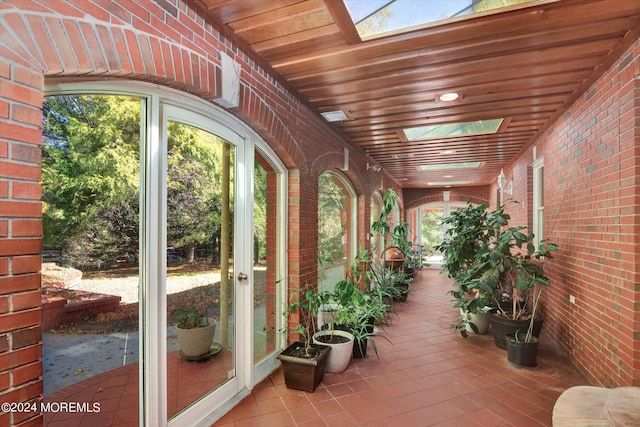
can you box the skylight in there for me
[342,0,551,39]
[404,118,503,141]
[418,162,481,171]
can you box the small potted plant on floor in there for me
[313,278,357,373]
[277,283,332,392]
[350,291,391,359]
[450,287,491,337]
[322,274,392,360]
[506,288,542,368]
[173,292,217,358]
[369,262,402,314]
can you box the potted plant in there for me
[372,188,406,270]
[506,275,548,368]
[335,276,391,358]
[403,244,423,278]
[437,202,557,345]
[369,262,402,313]
[313,278,358,373]
[452,289,491,337]
[350,292,391,359]
[436,203,491,336]
[277,283,332,392]
[506,289,542,368]
[390,268,412,302]
[173,294,217,358]
[477,231,556,349]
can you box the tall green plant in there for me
[436,202,491,281]
[285,283,330,357]
[370,188,399,246]
[436,202,558,328]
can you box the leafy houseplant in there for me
[470,207,557,348]
[368,262,400,311]
[437,202,557,343]
[351,293,391,359]
[370,188,399,244]
[323,277,391,360]
[436,203,493,336]
[371,189,405,269]
[506,268,546,367]
[277,283,331,392]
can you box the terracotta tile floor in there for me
[43,269,589,426]
[213,269,589,427]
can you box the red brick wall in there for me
[0,40,45,425]
[500,39,640,387]
[0,0,400,423]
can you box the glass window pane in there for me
[165,122,235,419]
[405,119,503,141]
[318,173,354,293]
[42,95,142,426]
[422,207,444,255]
[253,152,279,364]
[344,0,547,39]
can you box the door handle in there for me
[237,272,248,281]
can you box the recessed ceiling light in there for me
[443,175,454,178]
[321,110,349,122]
[440,149,456,155]
[439,92,459,102]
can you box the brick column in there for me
[0,64,45,426]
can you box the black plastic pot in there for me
[393,283,410,302]
[323,322,374,359]
[353,338,368,359]
[353,323,375,359]
[488,309,543,350]
[506,333,539,368]
[277,342,331,392]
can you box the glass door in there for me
[165,120,237,419]
[421,202,468,266]
[47,81,286,426]
[161,104,249,426]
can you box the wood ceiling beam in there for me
[270,1,640,70]
[278,18,633,80]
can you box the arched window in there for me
[370,192,384,263]
[318,172,357,292]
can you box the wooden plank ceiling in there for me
[190,0,640,188]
